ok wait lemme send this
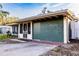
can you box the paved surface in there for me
[0,41,57,56]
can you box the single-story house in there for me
[6,9,77,43]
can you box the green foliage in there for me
[11,35,17,38]
[0,34,8,40]
[0,34,15,41]
[0,34,17,41]
[0,4,10,25]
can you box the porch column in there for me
[63,17,69,43]
[18,24,20,38]
[31,21,33,39]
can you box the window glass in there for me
[24,24,27,31]
[12,25,18,34]
[20,24,23,33]
[0,28,2,34]
[28,23,31,34]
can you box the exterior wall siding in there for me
[71,21,79,39]
[32,17,64,42]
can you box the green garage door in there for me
[33,19,63,42]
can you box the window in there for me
[28,23,31,34]
[0,28,2,34]
[20,24,23,33]
[12,25,18,34]
[24,24,27,31]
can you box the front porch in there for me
[17,21,32,39]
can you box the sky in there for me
[1,3,79,19]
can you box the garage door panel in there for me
[33,19,63,42]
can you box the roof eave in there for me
[6,9,77,25]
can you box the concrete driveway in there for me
[0,41,57,56]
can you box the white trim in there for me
[27,21,32,39]
[63,17,69,43]
[18,22,32,39]
[18,24,23,38]
[31,21,33,39]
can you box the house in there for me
[6,9,77,43]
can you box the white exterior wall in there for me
[71,21,76,39]
[76,21,79,39]
[71,20,79,39]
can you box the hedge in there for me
[0,34,14,40]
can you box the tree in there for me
[0,4,9,25]
[0,10,9,25]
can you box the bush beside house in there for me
[0,34,17,41]
[0,34,9,40]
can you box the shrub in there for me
[0,34,17,41]
[0,34,8,40]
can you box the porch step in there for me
[10,39,27,42]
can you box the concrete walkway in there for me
[0,41,57,56]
